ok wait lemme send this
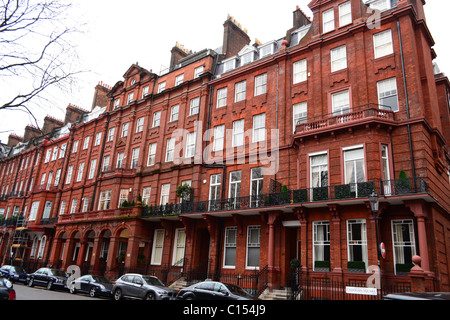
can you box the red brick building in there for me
[1,0,449,298]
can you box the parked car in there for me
[27,267,68,290]
[0,278,16,300]
[69,274,113,298]
[383,292,450,300]
[176,281,254,300]
[0,265,28,283]
[112,274,176,300]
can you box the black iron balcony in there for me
[141,177,428,218]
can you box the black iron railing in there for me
[141,177,427,217]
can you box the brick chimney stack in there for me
[42,115,64,135]
[23,125,42,143]
[91,82,111,110]
[222,16,251,59]
[170,44,190,71]
[7,134,23,147]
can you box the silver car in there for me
[112,274,176,300]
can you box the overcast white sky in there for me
[1,0,448,144]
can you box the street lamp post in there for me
[369,192,383,299]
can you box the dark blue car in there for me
[0,265,28,284]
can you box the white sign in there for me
[345,286,378,296]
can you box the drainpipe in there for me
[397,19,417,190]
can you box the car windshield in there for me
[92,276,110,284]
[49,269,67,277]
[143,276,164,287]
[223,283,252,298]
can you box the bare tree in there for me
[0,0,84,129]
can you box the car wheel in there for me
[28,278,34,287]
[46,281,53,290]
[69,285,76,294]
[89,287,97,298]
[145,292,156,300]
[113,289,122,301]
[185,295,194,300]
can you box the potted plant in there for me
[396,170,411,194]
[314,260,330,271]
[347,261,366,273]
[290,258,301,270]
[176,183,192,203]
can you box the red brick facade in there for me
[1,0,449,296]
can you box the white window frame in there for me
[70,198,78,214]
[223,226,237,268]
[142,186,151,206]
[346,219,368,272]
[98,190,112,210]
[293,59,307,84]
[88,159,97,179]
[72,140,79,153]
[246,226,261,269]
[323,8,335,33]
[152,111,161,128]
[172,228,186,266]
[293,102,307,132]
[131,147,140,169]
[107,128,115,142]
[83,136,90,150]
[165,138,175,162]
[213,125,225,152]
[59,200,66,215]
[116,152,124,169]
[185,132,196,158]
[102,155,110,172]
[170,105,179,122]
[252,113,266,143]
[331,45,347,72]
[157,81,166,93]
[232,119,244,147]
[121,123,129,138]
[66,165,73,184]
[235,80,246,102]
[194,66,204,79]
[313,220,330,270]
[147,142,157,166]
[332,89,351,115]
[391,219,417,274]
[377,77,399,112]
[151,229,165,265]
[136,117,144,133]
[339,1,352,27]
[76,162,85,182]
[343,145,366,197]
[217,87,227,108]
[373,29,393,59]
[254,73,267,96]
[175,74,184,86]
[160,183,170,205]
[118,189,129,208]
[189,97,200,116]
[95,132,102,146]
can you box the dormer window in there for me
[364,0,397,12]
[114,98,120,109]
[240,52,254,66]
[223,58,237,73]
[259,42,276,58]
[131,78,136,85]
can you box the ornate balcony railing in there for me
[141,177,428,217]
[295,103,395,135]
